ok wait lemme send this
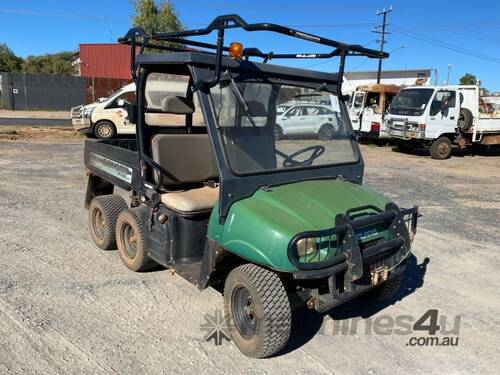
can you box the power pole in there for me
[373,6,392,84]
[445,64,452,85]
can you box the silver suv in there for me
[275,104,340,140]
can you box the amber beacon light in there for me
[229,42,244,59]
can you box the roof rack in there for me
[119,14,388,95]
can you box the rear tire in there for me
[429,136,452,159]
[94,121,116,139]
[224,264,291,358]
[88,194,127,250]
[116,208,155,272]
[318,123,335,140]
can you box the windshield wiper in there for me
[222,70,258,128]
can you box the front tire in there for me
[395,141,414,154]
[429,136,452,159]
[224,264,291,358]
[88,194,127,250]
[94,121,117,139]
[318,123,335,140]
[365,275,403,301]
[116,208,156,272]
[274,125,284,140]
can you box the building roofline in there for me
[345,68,432,75]
[79,43,127,47]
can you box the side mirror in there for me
[117,99,125,107]
[126,103,137,124]
[440,100,450,114]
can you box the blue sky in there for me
[1,0,500,90]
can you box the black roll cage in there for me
[119,14,388,95]
[119,14,390,222]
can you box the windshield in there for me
[389,88,434,116]
[210,81,359,175]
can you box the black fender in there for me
[84,174,114,209]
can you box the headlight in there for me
[296,237,317,257]
[83,108,94,118]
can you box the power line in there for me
[392,25,500,64]
[0,7,126,22]
[396,9,500,45]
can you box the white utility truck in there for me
[386,85,500,159]
[348,84,402,139]
[71,79,191,139]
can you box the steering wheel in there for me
[276,145,325,168]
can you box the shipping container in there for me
[77,44,135,80]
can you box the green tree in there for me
[0,43,23,72]
[459,73,478,86]
[131,0,183,42]
[22,52,75,75]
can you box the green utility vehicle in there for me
[83,15,420,358]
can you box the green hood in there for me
[208,179,390,272]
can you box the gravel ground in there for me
[0,138,499,374]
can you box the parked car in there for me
[71,79,188,139]
[274,103,340,140]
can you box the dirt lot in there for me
[0,134,499,374]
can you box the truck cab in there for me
[348,84,401,139]
[386,85,500,159]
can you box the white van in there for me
[71,78,189,138]
[386,85,500,159]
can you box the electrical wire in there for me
[397,8,500,45]
[392,24,500,64]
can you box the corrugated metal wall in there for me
[79,44,133,80]
[0,73,132,110]
[1,72,86,111]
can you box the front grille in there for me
[71,106,83,118]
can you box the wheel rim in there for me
[97,124,111,138]
[320,126,333,139]
[438,142,450,156]
[91,208,105,240]
[121,223,137,258]
[231,285,257,338]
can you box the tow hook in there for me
[370,266,389,286]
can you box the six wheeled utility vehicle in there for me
[83,15,419,358]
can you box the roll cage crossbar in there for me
[119,14,388,95]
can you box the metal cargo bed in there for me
[84,139,141,191]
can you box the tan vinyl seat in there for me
[150,97,219,214]
[160,186,219,213]
[151,132,219,213]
